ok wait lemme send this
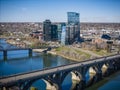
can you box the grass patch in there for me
[92,50,110,56]
[55,46,92,61]
[55,46,70,51]
[75,49,91,59]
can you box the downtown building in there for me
[57,23,66,42]
[43,19,58,41]
[43,12,80,44]
[65,12,80,44]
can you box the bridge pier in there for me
[3,50,7,60]
[96,64,103,81]
[53,73,63,90]
[29,49,32,57]
[79,66,88,89]
[74,81,83,90]
[107,62,114,74]
[95,71,102,82]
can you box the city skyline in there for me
[0,0,120,23]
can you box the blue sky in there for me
[0,0,120,22]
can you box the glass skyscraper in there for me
[43,19,58,41]
[51,24,58,41]
[66,12,80,44]
[58,23,66,42]
[43,19,51,41]
[61,25,66,45]
[67,12,79,25]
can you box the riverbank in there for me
[33,49,80,62]
[86,70,120,90]
[42,46,115,62]
[47,46,105,62]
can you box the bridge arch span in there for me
[70,70,82,90]
[19,78,57,90]
[100,59,117,76]
[101,63,109,76]
[19,71,71,90]
[42,79,57,90]
[84,66,98,86]
[44,79,59,90]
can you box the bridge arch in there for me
[19,78,58,90]
[42,79,57,90]
[49,70,83,90]
[101,63,109,76]
[85,66,98,86]
[101,60,116,76]
[70,70,82,90]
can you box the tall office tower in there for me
[66,25,75,44]
[57,23,66,42]
[43,19,52,41]
[51,24,58,41]
[67,12,80,44]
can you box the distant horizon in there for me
[0,21,120,24]
[0,0,120,23]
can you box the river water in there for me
[0,39,120,90]
[98,71,120,90]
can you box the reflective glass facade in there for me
[66,12,80,44]
[61,26,66,45]
[43,20,51,41]
[67,12,79,25]
[58,23,66,42]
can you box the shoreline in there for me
[55,53,82,62]
[32,48,89,63]
[33,49,81,62]
[47,51,83,62]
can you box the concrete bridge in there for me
[0,48,32,60]
[0,54,120,90]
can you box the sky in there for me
[0,0,120,22]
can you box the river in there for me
[98,71,120,90]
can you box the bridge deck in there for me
[0,48,31,51]
[0,54,120,84]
